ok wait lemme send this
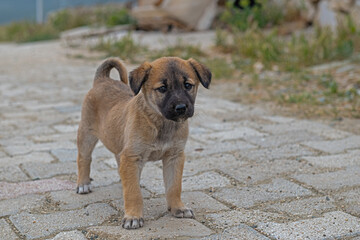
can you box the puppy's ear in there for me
[129,62,152,95]
[188,58,212,89]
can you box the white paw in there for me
[76,183,92,194]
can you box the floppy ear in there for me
[129,62,152,95]
[188,58,212,89]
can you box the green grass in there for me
[148,42,207,61]
[93,34,147,63]
[215,16,360,72]
[219,0,284,31]
[0,5,134,43]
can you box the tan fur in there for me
[77,57,211,229]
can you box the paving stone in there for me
[262,116,296,123]
[0,194,46,217]
[183,153,246,177]
[51,184,150,210]
[240,144,315,162]
[0,151,54,166]
[303,150,360,168]
[112,197,167,220]
[53,124,78,133]
[142,171,231,195]
[22,162,77,179]
[222,159,312,185]
[302,135,360,154]
[334,188,360,216]
[293,166,360,190]
[31,133,75,143]
[261,120,351,140]
[91,169,120,187]
[204,121,267,132]
[266,196,336,217]
[0,178,76,200]
[0,151,6,158]
[54,104,81,113]
[92,146,114,159]
[185,139,256,158]
[87,215,213,239]
[10,203,117,239]
[256,211,360,240]
[51,230,87,240]
[0,165,28,181]
[205,209,285,228]
[213,179,313,208]
[4,141,75,156]
[51,148,77,162]
[0,219,18,240]
[196,127,266,143]
[246,130,323,148]
[196,224,270,240]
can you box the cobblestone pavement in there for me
[1,41,360,240]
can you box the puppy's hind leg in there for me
[76,124,98,194]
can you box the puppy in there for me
[76,57,211,229]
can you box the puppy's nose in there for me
[175,104,187,114]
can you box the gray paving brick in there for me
[22,162,77,179]
[293,166,360,190]
[87,215,213,239]
[221,159,312,185]
[246,130,323,148]
[185,139,256,158]
[265,196,336,217]
[0,165,28,181]
[262,116,295,123]
[0,219,18,240]
[51,148,77,162]
[256,211,360,240]
[183,153,247,177]
[261,121,351,140]
[213,179,312,208]
[303,150,360,168]
[334,188,360,216]
[30,133,75,143]
[51,230,87,240]
[196,127,266,143]
[142,171,231,195]
[0,178,75,200]
[50,184,150,210]
[205,209,285,228]
[0,151,54,166]
[197,224,270,240]
[10,203,117,239]
[240,144,315,162]
[303,135,360,154]
[0,151,6,158]
[90,169,121,187]
[4,141,75,156]
[0,194,46,217]
[53,124,78,133]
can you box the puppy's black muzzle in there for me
[175,104,187,115]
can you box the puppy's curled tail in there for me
[94,57,128,86]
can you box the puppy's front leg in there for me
[119,152,144,229]
[162,152,194,218]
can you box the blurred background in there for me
[0,0,359,129]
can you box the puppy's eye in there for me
[184,82,193,90]
[157,86,167,93]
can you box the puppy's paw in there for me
[122,216,144,229]
[76,183,92,194]
[170,207,194,218]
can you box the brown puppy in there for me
[76,57,211,229]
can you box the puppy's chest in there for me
[145,139,185,161]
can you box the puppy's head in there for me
[129,57,211,122]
